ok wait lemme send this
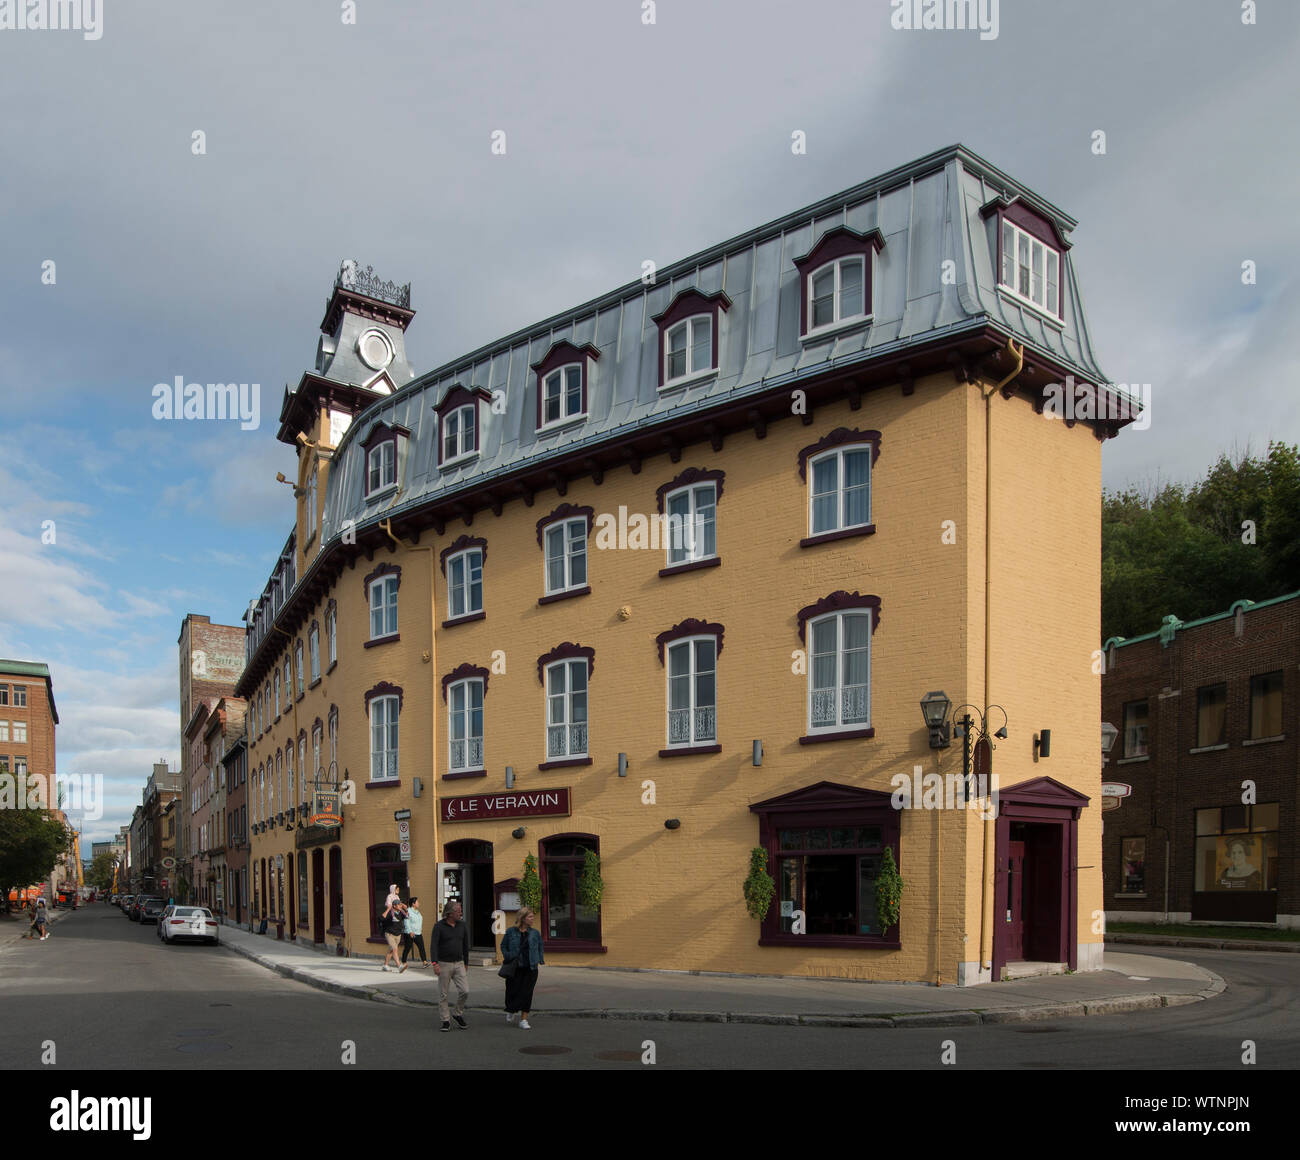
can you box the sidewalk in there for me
[0,905,73,949]
[217,923,1226,1028]
[1106,932,1300,953]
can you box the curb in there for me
[1106,933,1300,954]
[220,935,1230,1027]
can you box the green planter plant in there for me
[577,848,604,909]
[875,847,903,936]
[518,854,543,913]
[742,847,776,921]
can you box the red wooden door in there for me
[1006,840,1026,960]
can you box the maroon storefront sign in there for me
[440,787,571,823]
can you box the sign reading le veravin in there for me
[440,787,571,823]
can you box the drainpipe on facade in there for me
[979,338,1023,976]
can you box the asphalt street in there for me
[1,906,1296,1071]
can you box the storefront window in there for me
[368,844,403,936]
[298,851,309,926]
[1120,836,1145,893]
[1194,803,1278,892]
[541,835,601,948]
[777,826,885,935]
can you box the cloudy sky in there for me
[0,0,1295,846]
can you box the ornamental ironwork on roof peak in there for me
[335,259,410,309]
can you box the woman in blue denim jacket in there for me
[500,908,544,1029]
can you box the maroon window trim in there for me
[366,842,404,938]
[659,557,722,579]
[792,225,884,335]
[797,428,882,481]
[538,757,593,771]
[442,611,486,629]
[439,534,488,576]
[540,833,604,952]
[981,198,1068,318]
[654,467,725,514]
[749,780,900,947]
[538,586,590,606]
[531,341,599,431]
[651,288,730,388]
[441,663,490,703]
[535,503,595,549]
[537,642,596,685]
[798,727,876,745]
[434,384,491,466]
[658,744,722,758]
[800,525,877,549]
[363,681,404,715]
[363,633,400,648]
[363,562,401,599]
[360,422,407,498]
[796,592,882,643]
[655,618,725,665]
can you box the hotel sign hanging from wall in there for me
[440,787,571,823]
[311,791,341,827]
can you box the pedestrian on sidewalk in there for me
[499,907,544,1029]
[380,897,406,972]
[33,898,49,941]
[431,901,470,1031]
[400,897,428,969]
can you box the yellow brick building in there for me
[236,146,1135,983]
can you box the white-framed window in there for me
[369,695,399,781]
[286,743,294,807]
[327,605,337,665]
[13,757,26,776]
[448,679,484,773]
[273,673,280,718]
[442,404,477,463]
[12,685,26,708]
[447,549,483,619]
[809,446,871,536]
[305,467,317,539]
[312,726,322,781]
[664,483,716,566]
[666,638,717,747]
[297,737,305,801]
[544,518,588,595]
[369,576,398,639]
[309,625,320,681]
[0,722,8,743]
[275,751,283,812]
[546,660,588,759]
[295,641,305,695]
[366,441,396,494]
[999,220,1060,317]
[664,315,712,385]
[282,659,291,708]
[542,365,584,426]
[329,710,338,772]
[807,256,866,332]
[808,611,870,733]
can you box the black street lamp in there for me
[920,691,1008,798]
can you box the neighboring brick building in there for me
[221,720,249,926]
[0,659,58,808]
[141,762,181,897]
[177,615,244,901]
[235,145,1137,983]
[1102,592,1298,928]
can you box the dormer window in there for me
[652,288,729,390]
[434,384,491,468]
[542,365,583,426]
[982,196,1069,321]
[664,317,711,385]
[361,421,407,498]
[531,341,598,432]
[443,405,477,463]
[1000,219,1059,316]
[793,225,884,339]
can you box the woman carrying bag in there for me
[499,907,544,1029]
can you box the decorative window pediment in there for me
[652,288,730,388]
[793,226,884,337]
[531,341,599,431]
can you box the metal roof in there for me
[313,144,1109,551]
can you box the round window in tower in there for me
[357,328,395,371]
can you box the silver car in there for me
[159,905,220,946]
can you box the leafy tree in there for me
[0,809,72,902]
[87,851,117,891]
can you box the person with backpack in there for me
[499,907,544,1029]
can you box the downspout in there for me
[978,338,1023,976]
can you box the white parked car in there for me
[158,905,220,945]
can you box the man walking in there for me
[430,901,470,1031]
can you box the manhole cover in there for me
[174,1029,218,1037]
[176,1041,232,1053]
[518,1045,572,1055]
[594,1050,642,1061]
